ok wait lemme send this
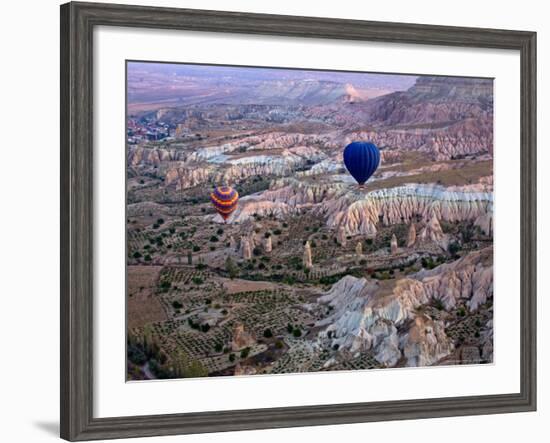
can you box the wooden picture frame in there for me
[60,1,536,440]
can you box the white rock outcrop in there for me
[303,241,313,269]
[337,226,347,247]
[401,316,453,367]
[418,216,449,250]
[327,184,493,237]
[316,248,492,367]
[407,223,417,247]
[390,234,398,254]
[240,237,252,260]
[224,180,492,239]
[264,236,272,253]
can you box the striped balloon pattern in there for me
[343,141,380,186]
[210,186,239,221]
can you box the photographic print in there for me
[126,61,494,381]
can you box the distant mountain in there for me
[127,62,417,108]
[363,76,493,126]
[396,76,493,103]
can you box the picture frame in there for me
[60,1,537,441]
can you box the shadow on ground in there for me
[33,421,59,437]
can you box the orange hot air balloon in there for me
[210,186,239,222]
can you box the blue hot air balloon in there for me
[343,141,380,187]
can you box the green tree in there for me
[240,347,250,359]
[173,351,207,378]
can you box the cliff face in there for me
[328,76,494,160]
[162,147,324,190]
[406,76,493,103]
[238,179,493,237]
[128,146,188,167]
[325,184,493,236]
[315,247,492,367]
[401,316,453,367]
[342,116,493,161]
[364,76,493,126]
[128,132,331,168]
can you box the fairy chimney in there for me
[337,226,347,247]
[264,235,272,253]
[303,241,313,269]
[420,216,444,243]
[240,236,252,260]
[390,234,398,254]
[407,223,416,248]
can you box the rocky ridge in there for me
[231,179,493,237]
[315,247,492,367]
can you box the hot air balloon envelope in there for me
[210,186,239,221]
[343,141,380,186]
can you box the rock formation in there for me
[250,231,260,248]
[419,216,444,242]
[480,320,493,362]
[326,184,493,237]
[316,248,492,366]
[226,179,493,239]
[303,241,313,269]
[231,199,295,223]
[355,241,363,256]
[401,316,453,367]
[390,234,398,254]
[344,119,493,161]
[234,363,257,376]
[162,147,326,191]
[414,247,493,311]
[248,180,492,236]
[337,226,347,247]
[264,236,272,253]
[419,216,448,250]
[231,323,255,351]
[240,236,252,260]
[229,235,237,251]
[407,223,416,247]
